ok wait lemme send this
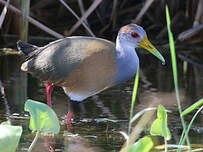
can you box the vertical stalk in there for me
[20,0,30,41]
[164,138,167,152]
[165,5,191,151]
[19,0,29,113]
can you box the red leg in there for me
[67,100,77,130]
[67,111,73,130]
[46,82,54,107]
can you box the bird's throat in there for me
[114,38,139,85]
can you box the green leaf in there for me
[150,105,171,140]
[181,98,203,116]
[0,122,22,152]
[165,5,190,149]
[128,136,154,152]
[166,6,177,89]
[24,99,60,134]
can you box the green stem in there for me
[165,5,191,151]
[181,105,203,149]
[28,131,40,152]
[128,68,139,135]
[176,90,191,149]
[164,138,167,152]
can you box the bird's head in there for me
[118,24,165,64]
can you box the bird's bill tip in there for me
[139,36,165,64]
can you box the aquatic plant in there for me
[0,99,60,152]
[0,122,22,152]
[24,99,60,151]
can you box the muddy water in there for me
[0,48,203,151]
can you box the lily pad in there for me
[24,99,60,134]
[0,122,22,152]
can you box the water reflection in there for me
[64,134,100,152]
[0,54,27,113]
[0,48,203,151]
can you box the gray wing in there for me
[21,36,116,85]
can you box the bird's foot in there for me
[46,82,54,107]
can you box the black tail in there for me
[17,40,39,60]
[17,40,38,56]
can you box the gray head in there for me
[117,24,147,48]
[117,24,165,64]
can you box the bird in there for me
[17,24,165,127]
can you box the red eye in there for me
[131,32,140,38]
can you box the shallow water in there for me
[0,47,203,151]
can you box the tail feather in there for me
[17,40,39,59]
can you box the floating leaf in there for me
[128,136,154,152]
[25,99,60,134]
[181,98,203,116]
[0,122,22,152]
[150,105,171,140]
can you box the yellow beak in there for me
[139,35,165,64]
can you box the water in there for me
[0,47,203,151]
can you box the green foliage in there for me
[123,104,170,152]
[181,98,203,116]
[165,5,191,149]
[165,5,180,110]
[25,99,60,134]
[166,6,177,89]
[0,122,22,152]
[150,105,171,140]
[181,105,203,147]
[124,5,202,152]
[128,136,153,152]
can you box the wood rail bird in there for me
[17,24,165,127]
